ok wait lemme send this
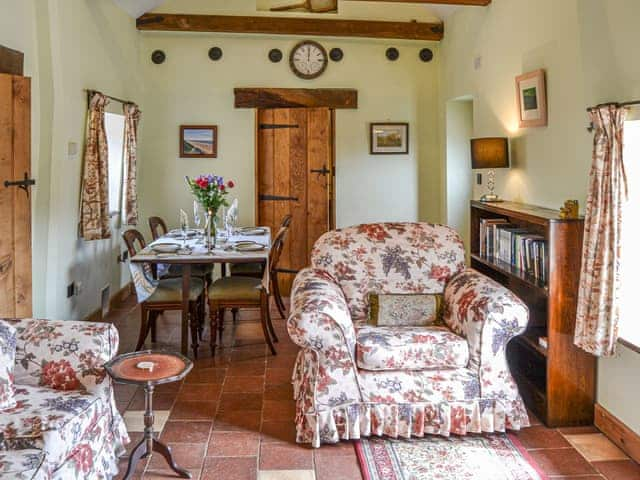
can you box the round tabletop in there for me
[105,350,193,386]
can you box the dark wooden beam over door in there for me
[137,14,443,41]
[235,88,357,109]
[348,0,490,5]
[0,45,24,76]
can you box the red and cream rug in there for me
[356,435,548,480]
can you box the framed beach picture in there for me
[180,125,218,158]
[515,69,547,128]
[370,123,409,154]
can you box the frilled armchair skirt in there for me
[287,223,530,447]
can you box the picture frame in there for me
[515,69,547,128]
[370,122,409,155]
[180,125,218,158]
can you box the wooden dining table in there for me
[130,229,271,356]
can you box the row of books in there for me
[478,218,548,282]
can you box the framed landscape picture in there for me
[515,69,547,128]
[180,125,217,158]
[370,123,409,154]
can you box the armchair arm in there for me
[444,269,529,403]
[8,318,119,397]
[287,268,362,406]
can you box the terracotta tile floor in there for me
[105,296,640,480]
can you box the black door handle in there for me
[310,165,330,176]
[4,172,35,197]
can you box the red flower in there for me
[219,184,226,191]
[429,265,451,282]
[41,359,81,391]
[71,444,93,473]
[227,180,235,188]
[195,177,209,189]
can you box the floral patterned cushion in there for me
[0,384,107,468]
[356,326,470,371]
[368,293,443,327]
[0,321,17,410]
[311,223,466,319]
[6,318,117,396]
[0,449,46,480]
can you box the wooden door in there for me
[256,107,334,293]
[0,73,32,317]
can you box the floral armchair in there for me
[287,223,530,447]
[0,319,129,479]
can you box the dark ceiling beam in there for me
[347,0,490,4]
[136,13,444,41]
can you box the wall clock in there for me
[289,40,328,80]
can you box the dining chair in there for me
[208,225,290,356]
[122,228,206,358]
[229,214,293,318]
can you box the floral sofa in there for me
[0,319,129,479]
[287,223,530,447]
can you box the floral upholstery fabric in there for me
[356,326,469,371]
[0,450,46,480]
[0,320,17,410]
[0,318,128,480]
[288,223,530,447]
[311,223,466,320]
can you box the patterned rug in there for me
[355,435,548,480]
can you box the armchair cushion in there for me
[356,326,469,371]
[0,321,17,410]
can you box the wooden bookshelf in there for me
[470,200,595,427]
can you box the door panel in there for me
[256,107,333,294]
[0,73,32,317]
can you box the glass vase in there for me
[205,208,217,252]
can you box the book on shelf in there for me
[478,219,548,283]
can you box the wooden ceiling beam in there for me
[136,13,443,41]
[347,0,490,5]
[234,88,358,109]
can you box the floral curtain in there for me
[80,92,111,240]
[574,104,628,356]
[123,103,141,225]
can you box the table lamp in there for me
[470,137,509,202]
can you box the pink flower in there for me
[41,359,81,391]
[227,180,235,188]
[219,184,226,191]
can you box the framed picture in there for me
[515,69,547,128]
[370,123,409,154]
[180,125,217,158]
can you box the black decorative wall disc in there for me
[329,48,344,62]
[419,48,434,62]
[208,47,223,61]
[385,47,399,61]
[151,50,166,64]
[268,48,283,63]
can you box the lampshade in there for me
[470,137,509,169]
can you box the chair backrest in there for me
[122,228,147,257]
[280,214,293,229]
[149,216,168,241]
[268,224,290,275]
[310,222,466,319]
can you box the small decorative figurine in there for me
[559,200,579,219]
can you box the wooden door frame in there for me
[238,87,358,229]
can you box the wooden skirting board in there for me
[595,403,640,464]
[84,282,134,323]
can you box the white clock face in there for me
[290,41,327,79]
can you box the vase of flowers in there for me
[185,175,235,251]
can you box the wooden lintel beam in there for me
[234,88,358,109]
[0,45,24,76]
[347,0,490,5]
[137,13,443,41]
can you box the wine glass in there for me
[193,201,202,235]
[179,209,189,247]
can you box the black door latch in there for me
[4,172,36,197]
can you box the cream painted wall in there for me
[1,0,143,320]
[440,0,640,433]
[137,32,441,231]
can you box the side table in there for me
[105,350,193,479]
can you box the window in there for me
[104,112,125,216]
[619,118,640,347]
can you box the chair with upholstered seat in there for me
[209,224,290,356]
[123,228,205,357]
[229,214,293,318]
